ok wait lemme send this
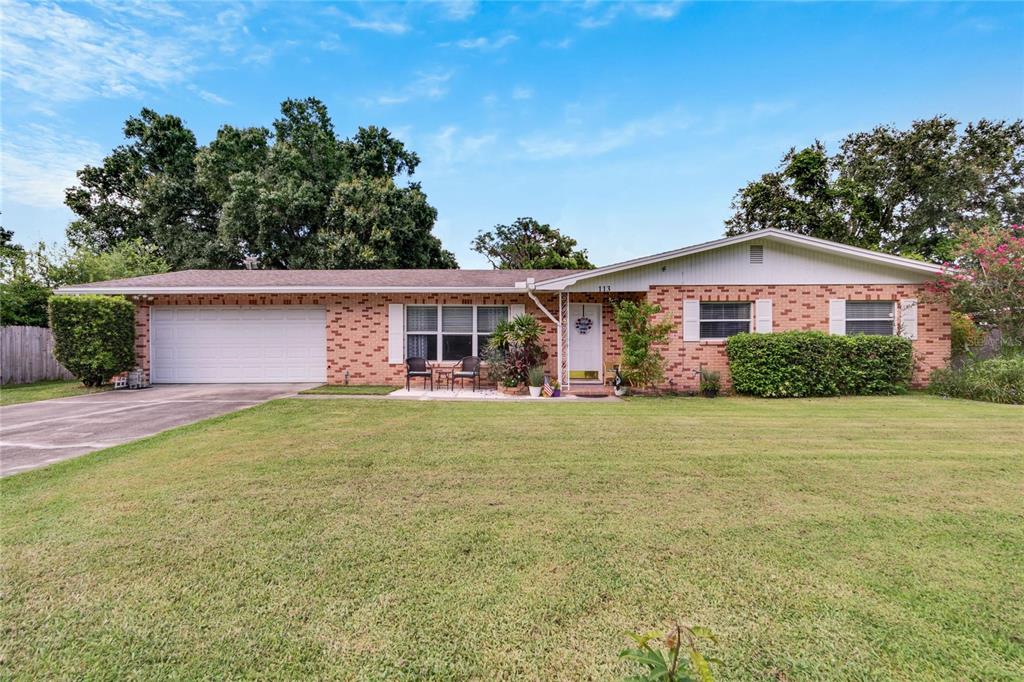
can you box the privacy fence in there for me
[0,326,75,385]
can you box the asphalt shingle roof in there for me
[64,268,585,290]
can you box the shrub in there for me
[929,356,1024,404]
[613,300,674,389]
[726,331,914,397]
[527,365,546,387]
[0,278,52,327]
[49,295,136,386]
[950,311,984,360]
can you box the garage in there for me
[150,306,327,383]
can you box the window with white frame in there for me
[699,302,751,339]
[406,305,509,361]
[845,301,895,336]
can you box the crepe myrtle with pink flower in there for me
[929,224,1024,351]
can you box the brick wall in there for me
[647,284,950,391]
[130,285,949,389]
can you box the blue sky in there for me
[2,1,1022,268]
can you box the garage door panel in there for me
[151,306,327,383]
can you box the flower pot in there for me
[613,386,628,397]
[551,389,561,397]
[528,385,542,398]
[701,389,719,399]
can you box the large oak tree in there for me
[65,98,456,270]
[725,117,1024,261]
[471,217,594,270]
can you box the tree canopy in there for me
[65,98,456,270]
[725,117,1024,261]
[471,217,594,270]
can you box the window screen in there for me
[700,302,751,339]
[846,301,894,336]
[406,306,438,332]
[442,306,474,333]
[476,306,508,333]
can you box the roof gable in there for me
[532,229,940,291]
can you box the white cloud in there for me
[442,34,518,50]
[317,32,346,52]
[437,0,478,21]
[516,108,693,160]
[511,86,533,101]
[578,4,622,29]
[542,37,574,49]
[336,12,410,35]
[368,71,453,106]
[579,2,685,29]
[0,0,264,104]
[1,124,102,209]
[1,0,196,102]
[188,86,232,106]
[430,126,497,166]
[633,2,685,20]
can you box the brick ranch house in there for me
[59,229,951,391]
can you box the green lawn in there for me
[299,384,398,395]
[0,379,109,406]
[2,395,1021,680]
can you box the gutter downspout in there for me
[524,280,563,389]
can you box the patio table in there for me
[430,362,457,390]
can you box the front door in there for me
[569,303,602,382]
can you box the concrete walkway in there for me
[0,383,316,477]
[298,387,621,402]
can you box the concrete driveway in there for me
[0,384,316,477]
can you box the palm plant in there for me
[486,314,547,385]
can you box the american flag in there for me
[542,377,553,397]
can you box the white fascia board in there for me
[532,228,941,290]
[55,285,528,296]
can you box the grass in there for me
[0,379,109,406]
[299,384,398,396]
[2,394,1022,680]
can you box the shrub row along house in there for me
[57,229,951,390]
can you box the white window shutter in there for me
[899,299,918,340]
[683,300,700,341]
[829,299,846,335]
[755,298,773,333]
[388,304,404,363]
[509,303,525,319]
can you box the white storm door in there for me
[150,306,327,383]
[568,303,602,382]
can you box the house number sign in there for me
[575,317,593,334]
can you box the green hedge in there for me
[49,295,136,387]
[928,356,1024,404]
[726,331,914,397]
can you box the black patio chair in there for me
[406,357,433,391]
[452,356,481,391]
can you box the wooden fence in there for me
[0,326,75,385]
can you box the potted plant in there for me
[699,368,721,398]
[498,376,522,395]
[527,365,545,398]
[550,380,561,397]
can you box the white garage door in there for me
[151,306,327,383]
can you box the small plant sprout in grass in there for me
[619,623,720,682]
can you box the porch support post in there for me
[560,292,570,390]
[526,287,565,388]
